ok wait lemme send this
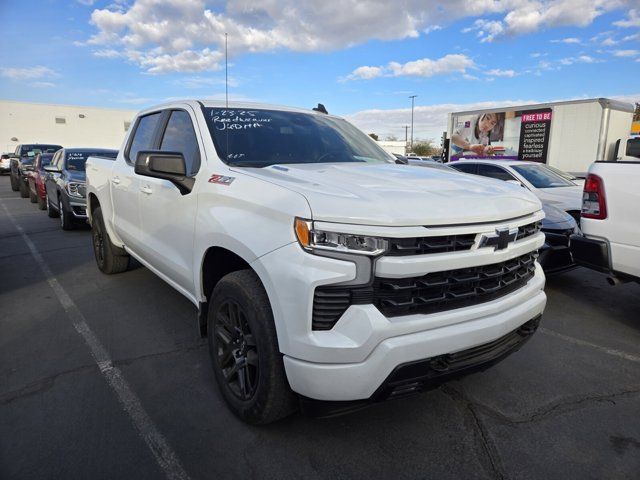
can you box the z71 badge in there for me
[208,174,235,185]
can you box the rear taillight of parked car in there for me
[581,174,607,219]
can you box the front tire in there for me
[29,188,37,203]
[91,206,129,274]
[208,270,297,424]
[37,194,46,210]
[59,195,75,230]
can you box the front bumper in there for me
[283,273,545,401]
[300,315,541,417]
[67,197,88,218]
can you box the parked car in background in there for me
[1,153,11,174]
[449,159,583,223]
[27,153,54,209]
[407,158,455,171]
[449,159,581,274]
[86,100,546,424]
[571,155,640,284]
[44,148,118,229]
[9,144,62,193]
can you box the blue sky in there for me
[1,0,639,140]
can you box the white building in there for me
[376,140,407,155]
[0,100,138,153]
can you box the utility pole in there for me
[409,95,417,151]
[403,125,409,154]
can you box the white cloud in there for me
[485,69,517,77]
[601,37,618,46]
[93,48,122,58]
[344,66,385,81]
[344,54,475,81]
[623,32,640,41]
[614,9,640,27]
[82,0,637,73]
[174,75,239,89]
[462,19,504,42]
[30,81,56,88]
[77,0,96,5]
[0,65,58,80]
[389,54,475,77]
[423,25,442,34]
[551,37,581,43]
[613,49,640,56]
[559,55,598,65]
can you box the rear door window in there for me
[477,164,516,181]
[127,113,162,164]
[450,163,478,175]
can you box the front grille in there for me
[387,234,476,256]
[312,252,537,329]
[517,221,541,240]
[374,252,536,317]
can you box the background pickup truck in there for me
[86,101,547,424]
[571,138,640,284]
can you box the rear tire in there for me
[29,189,37,203]
[208,270,297,424]
[37,195,46,210]
[92,206,129,274]
[46,195,59,218]
[19,180,29,198]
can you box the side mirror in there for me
[43,165,60,173]
[135,150,194,195]
[506,179,524,187]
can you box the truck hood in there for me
[535,186,582,212]
[237,163,542,226]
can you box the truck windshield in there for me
[202,108,393,167]
[511,164,575,188]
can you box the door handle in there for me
[140,186,153,195]
[112,176,121,185]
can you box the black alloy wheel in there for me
[92,220,106,269]
[214,300,259,401]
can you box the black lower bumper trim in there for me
[299,315,542,418]
[570,235,610,273]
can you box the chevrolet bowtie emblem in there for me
[480,227,518,251]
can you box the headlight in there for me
[294,218,388,256]
[67,182,86,198]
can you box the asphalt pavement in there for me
[1,175,639,480]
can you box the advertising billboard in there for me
[450,108,553,163]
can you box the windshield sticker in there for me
[208,174,235,186]
[210,109,273,131]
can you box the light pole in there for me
[404,125,409,154]
[409,95,417,152]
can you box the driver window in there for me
[160,110,201,176]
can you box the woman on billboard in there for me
[451,112,505,156]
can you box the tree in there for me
[385,134,398,141]
[634,102,640,121]
[411,141,438,157]
[368,133,379,141]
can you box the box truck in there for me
[445,98,635,175]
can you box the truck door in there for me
[137,107,202,296]
[112,111,162,253]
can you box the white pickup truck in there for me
[86,100,547,423]
[571,138,640,284]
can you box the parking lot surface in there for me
[1,175,639,480]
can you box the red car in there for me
[27,153,55,210]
